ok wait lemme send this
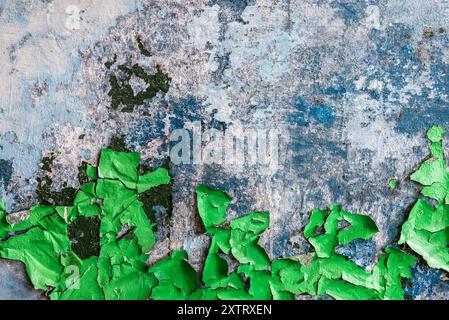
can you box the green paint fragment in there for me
[230,212,271,270]
[137,167,170,194]
[427,125,445,142]
[0,207,69,290]
[187,185,412,300]
[98,148,140,189]
[86,164,98,180]
[409,125,448,204]
[400,125,449,272]
[196,185,231,230]
[50,256,104,300]
[338,209,379,245]
[149,250,200,300]
[303,205,378,257]
[119,200,156,252]
[299,204,414,300]
[389,178,398,189]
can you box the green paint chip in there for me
[196,185,231,230]
[427,125,445,143]
[389,178,398,189]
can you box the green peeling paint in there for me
[4,125,449,299]
[304,205,379,258]
[399,125,449,272]
[0,148,171,299]
[389,178,398,189]
[0,174,416,300]
[144,187,415,300]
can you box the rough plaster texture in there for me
[0,0,449,299]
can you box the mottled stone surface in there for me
[0,0,449,299]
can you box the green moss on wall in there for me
[106,49,170,112]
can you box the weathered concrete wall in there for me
[1,0,449,299]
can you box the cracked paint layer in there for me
[0,148,170,299]
[399,126,449,272]
[5,125,449,299]
[0,149,421,300]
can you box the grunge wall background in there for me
[1,0,449,299]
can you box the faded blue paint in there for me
[309,104,336,125]
[0,160,13,187]
[395,105,449,136]
[127,114,167,150]
[404,262,449,299]
[169,97,204,131]
[335,239,377,269]
[209,0,256,22]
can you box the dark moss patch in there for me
[423,27,434,38]
[36,153,77,206]
[36,176,77,206]
[104,54,117,69]
[138,158,172,225]
[68,216,101,259]
[0,159,13,186]
[40,153,57,172]
[107,63,171,112]
[108,136,129,152]
[77,161,90,185]
[137,36,152,57]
